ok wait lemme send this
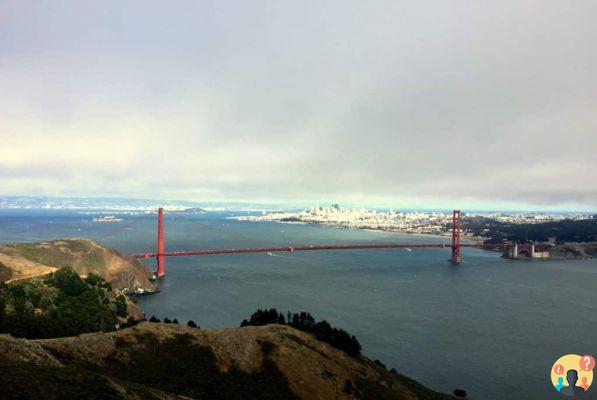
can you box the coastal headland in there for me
[0,239,457,399]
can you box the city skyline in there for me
[1,1,596,211]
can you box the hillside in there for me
[0,321,455,400]
[0,239,155,293]
[464,217,597,243]
[0,267,144,338]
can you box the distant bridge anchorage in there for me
[131,208,533,278]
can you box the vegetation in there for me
[0,361,127,400]
[187,319,199,328]
[10,242,105,272]
[0,334,299,400]
[98,332,300,399]
[0,315,455,400]
[0,267,129,339]
[241,308,362,357]
[464,217,597,243]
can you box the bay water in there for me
[1,209,596,399]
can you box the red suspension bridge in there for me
[132,208,529,278]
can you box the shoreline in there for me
[233,218,597,260]
[233,217,486,241]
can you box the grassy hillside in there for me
[0,239,155,293]
[0,322,455,400]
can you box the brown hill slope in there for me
[0,322,455,400]
[0,239,155,293]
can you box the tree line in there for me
[464,217,597,243]
[240,308,362,357]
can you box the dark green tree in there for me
[115,295,127,317]
[47,267,87,296]
[187,320,198,328]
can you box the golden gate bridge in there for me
[130,208,536,278]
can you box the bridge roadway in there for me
[131,242,507,259]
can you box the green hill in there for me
[0,239,155,293]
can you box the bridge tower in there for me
[156,207,165,277]
[451,210,462,263]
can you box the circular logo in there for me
[551,354,594,397]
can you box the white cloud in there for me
[0,0,596,210]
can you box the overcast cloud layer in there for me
[1,1,596,210]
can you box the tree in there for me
[240,309,361,357]
[47,267,87,296]
[115,295,127,317]
[84,273,103,287]
[240,308,285,327]
[0,269,131,339]
[149,316,160,322]
[187,320,198,328]
[0,295,6,324]
[289,312,315,331]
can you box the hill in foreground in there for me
[0,239,155,293]
[0,321,455,400]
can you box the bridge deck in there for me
[132,242,508,259]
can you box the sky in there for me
[1,1,596,211]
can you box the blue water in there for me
[1,209,596,400]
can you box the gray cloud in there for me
[1,0,596,210]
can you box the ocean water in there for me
[1,209,596,400]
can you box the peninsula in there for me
[0,239,458,399]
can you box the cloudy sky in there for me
[1,1,596,210]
